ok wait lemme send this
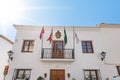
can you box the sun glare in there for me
[0,0,26,24]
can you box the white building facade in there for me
[0,35,13,80]
[6,23,120,80]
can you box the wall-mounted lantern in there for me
[7,50,14,61]
[100,51,106,61]
[44,73,47,78]
[67,73,70,78]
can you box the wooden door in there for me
[50,69,65,80]
[52,41,64,58]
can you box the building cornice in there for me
[0,35,13,44]
[97,23,120,28]
[13,23,120,31]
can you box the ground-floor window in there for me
[84,69,101,80]
[117,66,120,75]
[13,69,31,80]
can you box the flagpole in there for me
[41,36,43,58]
[64,26,65,48]
[73,26,75,59]
[73,26,75,50]
[41,33,43,50]
[41,27,44,58]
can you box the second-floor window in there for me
[82,41,94,53]
[22,40,34,52]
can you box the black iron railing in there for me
[41,48,74,59]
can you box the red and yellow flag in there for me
[47,28,53,43]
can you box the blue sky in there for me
[0,0,120,41]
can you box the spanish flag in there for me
[47,28,53,43]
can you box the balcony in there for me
[41,48,75,62]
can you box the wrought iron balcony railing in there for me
[41,48,74,59]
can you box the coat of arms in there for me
[55,31,61,39]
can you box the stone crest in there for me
[55,31,61,39]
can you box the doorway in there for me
[50,69,65,80]
[52,41,64,58]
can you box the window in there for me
[117,66,120,75]
[84,70,100,80]
[22,40,34,52]
[82,41,94,53]
[14,69,31,80]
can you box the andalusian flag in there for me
[47,28,53,43]
[64,28,67,45]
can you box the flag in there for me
[47,28,53,43]
[64,28,67,45]
[40,27,45,39]
[74,32,79,43]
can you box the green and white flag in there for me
[64,28,67,45]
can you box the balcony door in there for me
[52,40,64,58]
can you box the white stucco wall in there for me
[0,37,13,80]
[6,24,120,80]
[100,25,120,64]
